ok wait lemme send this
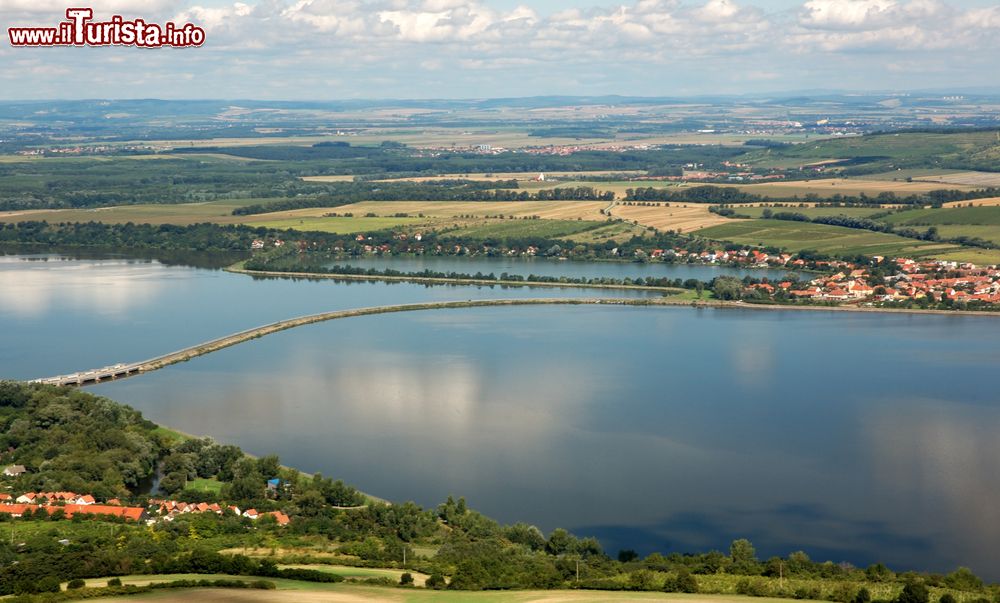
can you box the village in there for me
[678,248,1000,306]
[0,469,291,527]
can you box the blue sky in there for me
[2,0,999,99]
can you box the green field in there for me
[737,207,888,219]
[694,219,953,257]
[244,216,425,234]
[881,206,1000,226]
[441,219,606,240]
[558,220,650,244]
[924,247,1000,264]
[187,477,225,494]
[932,225,1000,246]
[875,206,1000,247]
[0,199,277,226]
[740,130,1000,171]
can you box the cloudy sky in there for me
[1,0,998,99]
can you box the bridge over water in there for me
[31,297,671,387]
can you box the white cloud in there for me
[1,0,180,18]
[799,0,898,29]
[3,0,1000,98]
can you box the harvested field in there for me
[300,175,357,182]
[720,178,979,197]
[0,200,272,226]
[363,171,646,183]
[609,203,732,232]
[943,197,1000,207]
[328,200,609,220]
[912,171,1000,188]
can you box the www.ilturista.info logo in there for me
[8,8,206,47]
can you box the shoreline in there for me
[226,262,684,293]
[230,264,1000,318]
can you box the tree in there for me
[546,528,575,556]
[399,572,414,586]
[866,562,894,582]
[729,539,759,574]
[944,567,983,591]
[713,277,743,301]
[897,581,930,603]
[618,549,639,563]
[158,472,187,495]
[426,573,447,589]
[256,455,281,479]
[503,523,546,551]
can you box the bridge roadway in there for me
[31,297,669,387]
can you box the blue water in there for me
[3,253,999,579]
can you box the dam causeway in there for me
[31,297,662,387]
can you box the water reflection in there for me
[864,400,1000,571]
[0,257,166,318]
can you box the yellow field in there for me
[943,197,1000,207]
[329,200,610,220]
[0,201,257,226]
[0,198,721,236]
[721,178,979,197]
[362,171,646,183]
[243,216,427,233]
[912,171,1000,187]
[508,175,975,201]
[299,175,357,182]
[609,203,732,232]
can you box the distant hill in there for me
[740,130,1000,174]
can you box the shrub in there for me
[855,587,873,603]
[108,577,123,587]
[897,581,930,603]
[830,582,857,602]
[35,576,62,593]
[67,578,87,589]
[400,572,414,586]
[737,578,773,597]
[944,568,984,591]
[664,567,699,593]
[426,573,447,589]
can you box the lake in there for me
[3,252,1000,579]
